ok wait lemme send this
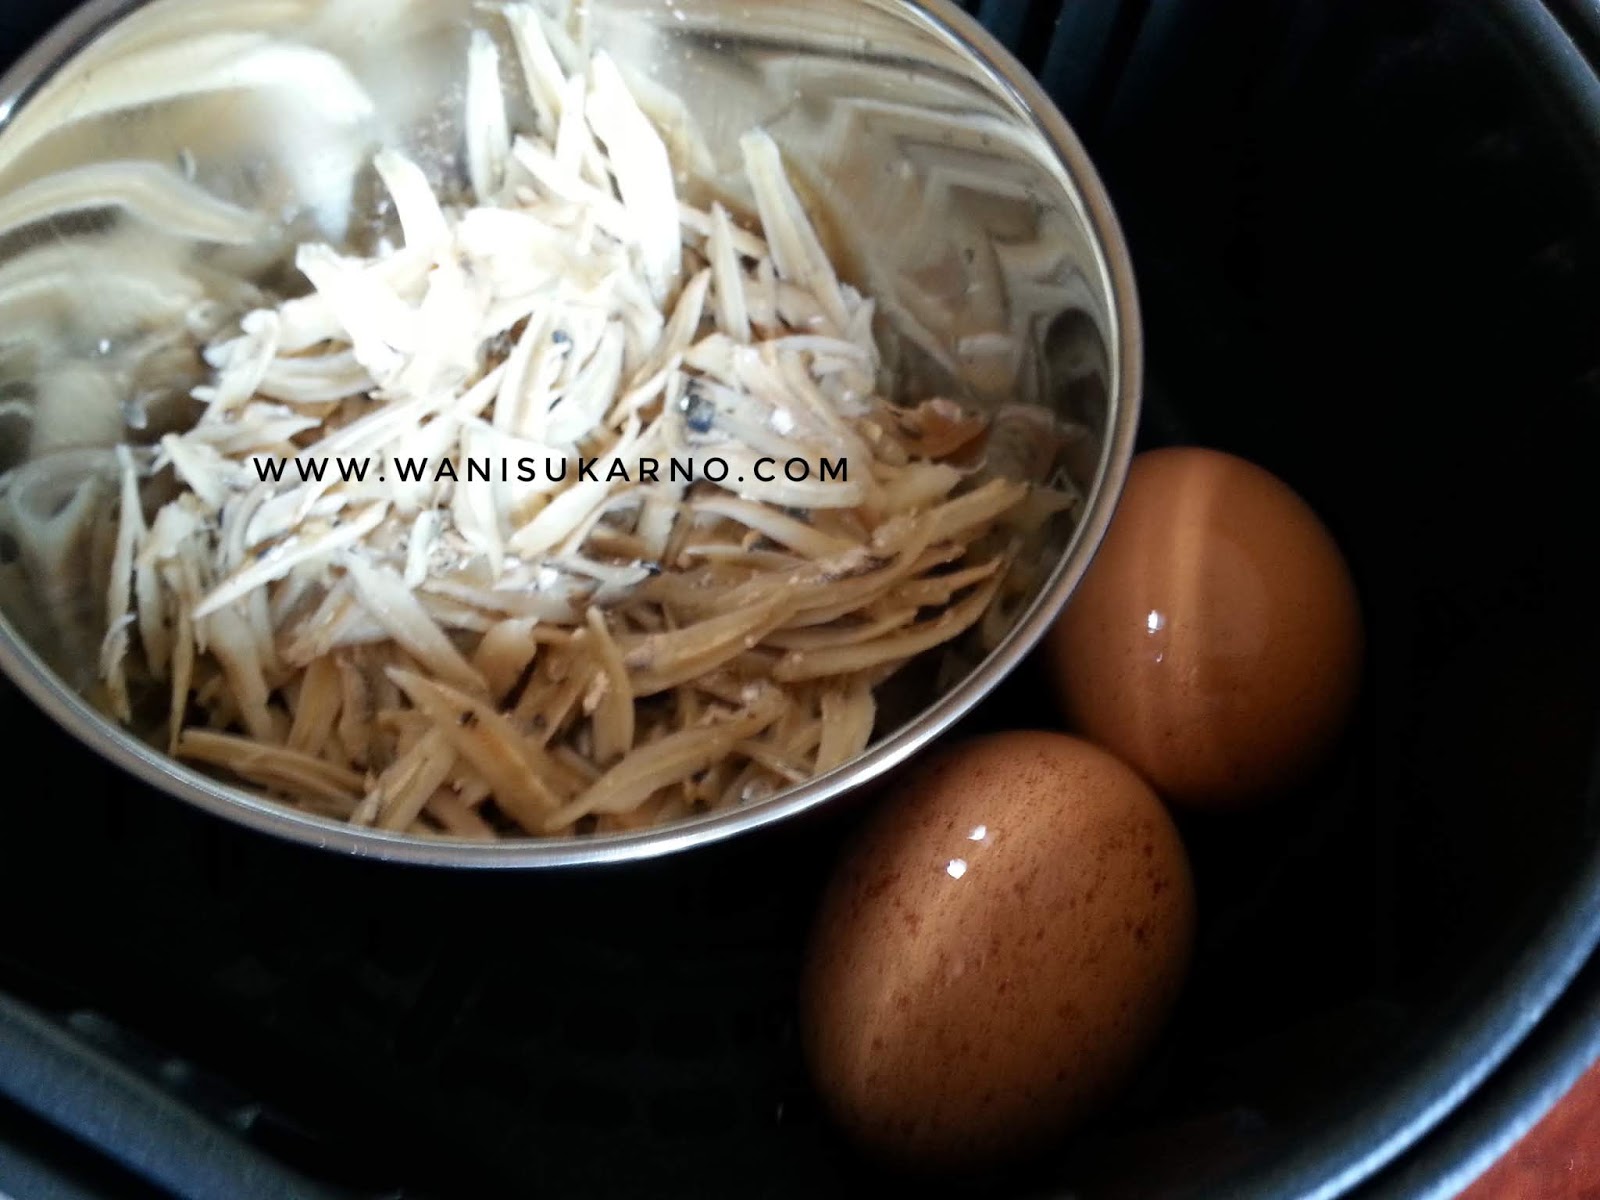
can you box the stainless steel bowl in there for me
[0,0,1140,866]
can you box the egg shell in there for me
[800,730,1196,1169]
[1047,447,1364,810]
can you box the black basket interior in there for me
[1,1,1599,1198]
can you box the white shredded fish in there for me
[545,322,625,445]
[585,52,681,304]
[88,18,1049,843]
[293,243,416,382]
[509,416,645,555]
[503,4,567,132]
[194,502,388,619]
[341,556,485,694]
[708,203,751,344]
[739,131,851,334]
[465,29,513,204]
[373,149,452,260]
[194,310,281,415]
[158,435,239,511]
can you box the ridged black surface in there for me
[1,1,1599,1198]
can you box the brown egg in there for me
[801,731,1196,1169]
[1048,447,1363,810]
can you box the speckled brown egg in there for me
[800,731,1196,1168]
[1047,447,1364,810]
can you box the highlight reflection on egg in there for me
[1048,447,1364,810]
[801,732,1196,1168]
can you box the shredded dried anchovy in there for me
[65,5,1073,840]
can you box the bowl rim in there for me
[0,0,1144,869]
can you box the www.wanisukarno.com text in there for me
[250,455,851,487]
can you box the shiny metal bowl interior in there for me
[0,0,1140,866]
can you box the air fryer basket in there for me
[1,0,1599,1198]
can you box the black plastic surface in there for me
[0,994,330,1200]
[1355,948,1600,1200]
[1,1,1599,1198]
